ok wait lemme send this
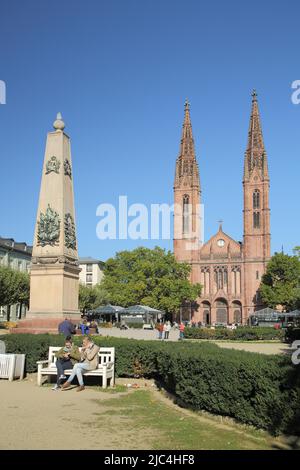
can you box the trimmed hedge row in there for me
[1,334,299,435]
[184,326,285,341]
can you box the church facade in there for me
[173,92,271,325]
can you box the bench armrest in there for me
[36,360,49,365]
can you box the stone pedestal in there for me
[28,262,81,319]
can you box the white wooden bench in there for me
[37,346,115,388]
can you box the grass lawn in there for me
[91,388,276,450]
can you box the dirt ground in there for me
[0,376,134,450]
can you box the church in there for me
[173,92,271,325]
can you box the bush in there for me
[0,321,18,329]
[1,334,299,435]
[98,322,112,328]
[127,323,144,329]
[285,327,300,344]
[184,326,285,341]
[156,342,300,435]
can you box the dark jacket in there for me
[55,344,81,366]
[58,320,76,336]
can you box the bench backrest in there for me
[47,346,115,369]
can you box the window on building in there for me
[253,190,260,209]
[215,268,228,290]
[86,274,93,283]
[86,264,93,273]
[253,212,260,228]
[256,270,260,280]
[183,195,190,234]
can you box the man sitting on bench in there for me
[62,336,100,392]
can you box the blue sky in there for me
[0,0,299,261]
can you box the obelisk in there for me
[27,113,81,321]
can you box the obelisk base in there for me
[12,262,81,333]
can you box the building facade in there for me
[79,257,104,287]
[173,92,271,324]
[0,237,32,321]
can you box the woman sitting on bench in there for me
[62,336,100,392]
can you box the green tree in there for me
[101,246,202,317]
[78,282,109,313]
[259,252,300,311]
[0,266,30,320]
[293,246,300,259]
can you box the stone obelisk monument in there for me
[25,113,81,328]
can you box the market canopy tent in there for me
[120,305,165,324]
[249,307,300,326]
[87,304,125,322]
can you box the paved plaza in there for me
[98,327,289,355]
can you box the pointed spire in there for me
[244,90,269,180]
[179,99,196,159]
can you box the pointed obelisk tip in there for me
[251,89,258,101]
[185,99,190,110]
[53,112,65,131]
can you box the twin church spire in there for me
[244,90,269,180]
[174,100,200,190]
[175,91,269,191]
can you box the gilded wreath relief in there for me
[37,205,60,246]
[64,159,72,179]
[64,213,76,250]
[45,156,60,174]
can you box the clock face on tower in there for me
[217,239,225,247]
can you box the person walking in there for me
[164,321,171,340]
[179,322,185,340]
[157,322,164,339]
[62,336,100,392]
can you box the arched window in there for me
[215,299,228,324]
[232,301,242,324]
[253,190,260,209]
[214,267,228,290]
[253,211,260,229]
[183,194,190,234]
[202,301,211,325]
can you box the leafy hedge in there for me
[285,327,300,343]
[184,326,285,341]
[1,334,299,435]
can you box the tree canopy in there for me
[259,251,300,311]
[0,265,30,308]
[101,246,202,316]
[79,282,109,313]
